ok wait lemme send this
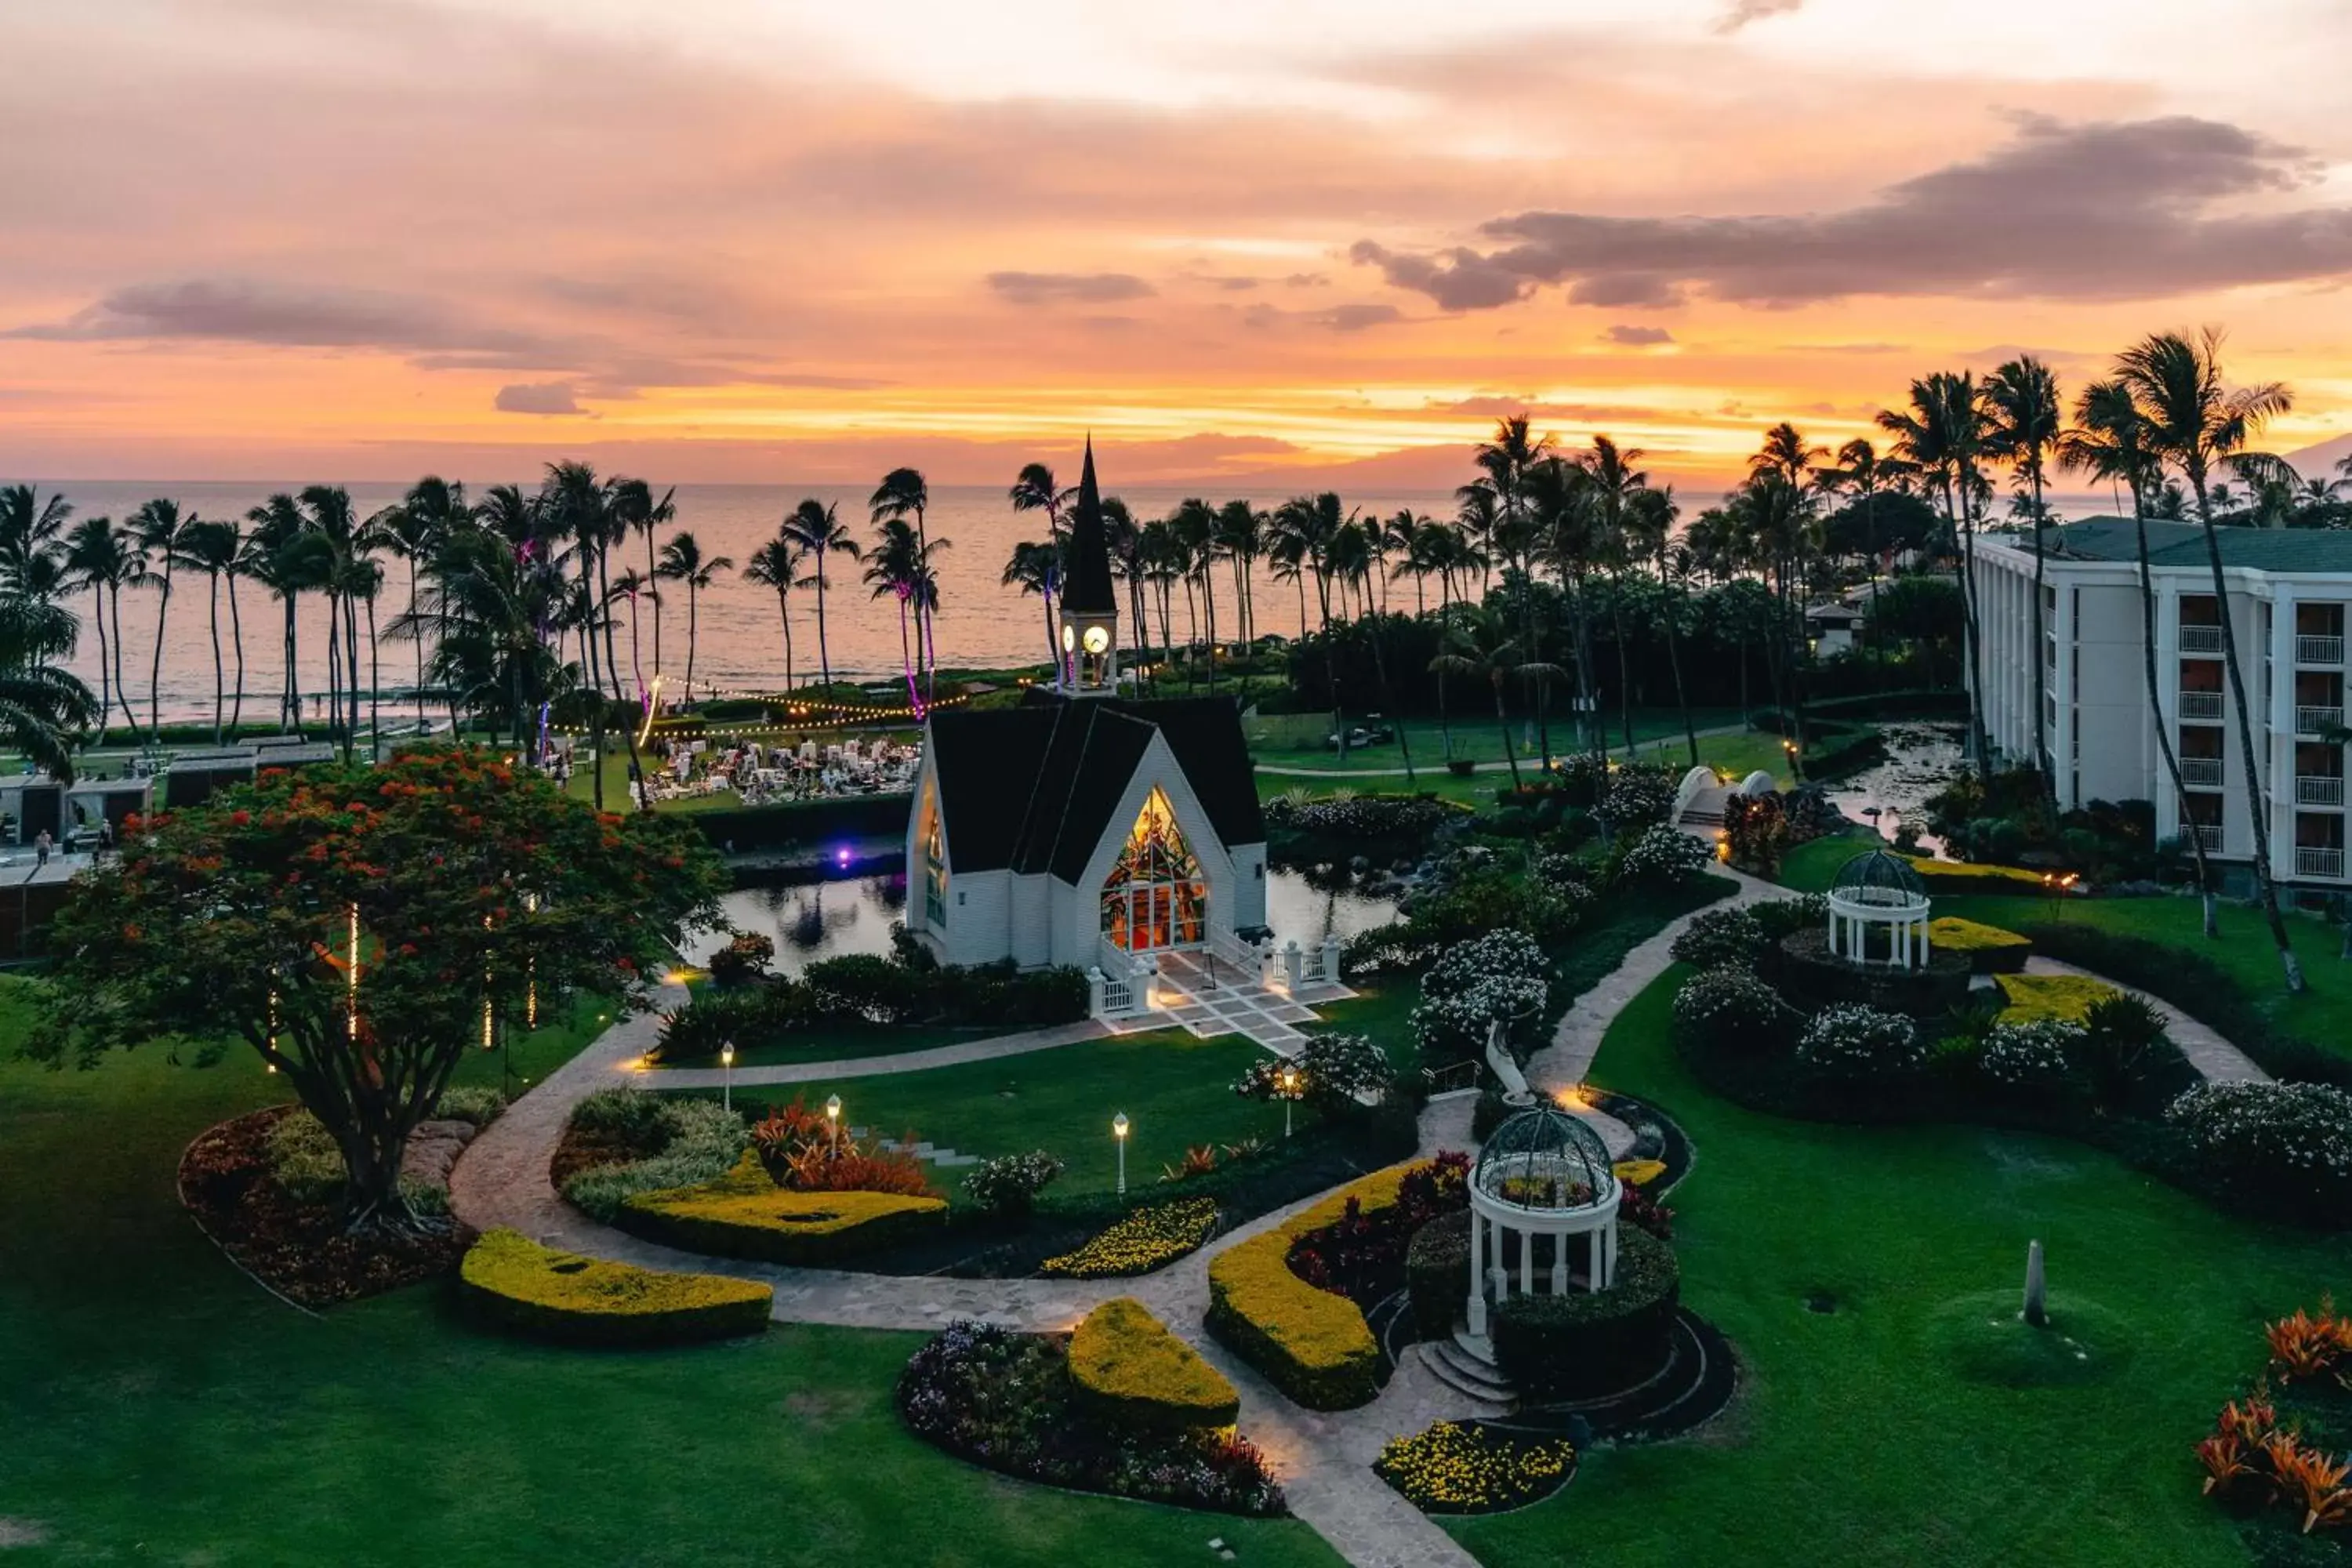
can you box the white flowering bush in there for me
[1615,825,1715,887]
[1795,1004,1922,1081]
[1263,794,1459,840]
[1599,767,1679,832]
[1413,930,1551,1067]
[1670,906,1769,971]
[1671,966,1798,1056]
[1979,1018,2085,1092]
[964,1150,1065,1216]
[1532,855,1597,914]
[2165,1080,2352,1221]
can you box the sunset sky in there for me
[6,0,2352,492]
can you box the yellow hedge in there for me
[459,1227,771,1346]
[1929,916,2032,974]
[1994,972,2118,1024]
[1042,1199,1220,1279]
[617,1151,947,1265]
[1907,857,2049,894]
[1069,1297,1240,1432]
[1205,1165,1409,1410]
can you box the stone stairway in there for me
[1417,1328,1517,1415]
[852,1128,982,1168]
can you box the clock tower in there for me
[1060,437,1120,695]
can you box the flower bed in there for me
[1041,1199,1220,1279]
[1374,1421,1576,1514]
[1928,916,2032,974]
[898,1319,1284,1515]
[1068,1297,1240,1432]
[1994,972,2118,1024]
[557,1090,750,1222]
[458,1227,771,1346]
[614,1151,947,1263]
[2195,1302,2352,1550]
[2166,1080,2352,1226]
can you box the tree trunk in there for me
[227,572,246,735]
[90,587,112,746]
[209,572,225,744]
[2129,492,2219,935]
[1492,676,1523,793]
[109,583,141,743]
[149,557,172,735]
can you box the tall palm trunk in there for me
[2190,473,2303,990]
[1661,567,1697,766]
[226,572,246,734]
[90,586,113,746]
[108,583,140,743]
[281,593,300,734]
[207,571,225,743]
[1947,474,1991,775]
[645,528,662,677]
[346,591,362,759]
[2125,488,2220,936]
[408,560,424,732]
[684,579,700,703]
[366,597,381,763]
[149,555,172,734]
[814,575,832,690]
[1490,673,1523,793]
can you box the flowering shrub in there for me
[1796,1004,1922,1081]
[2194,1391,2352,1535]
[1721,792,1791,874]
[1531,857,1597,909]
[1979,1018,2085,1091]
[1599,764,1679,833]
[1262,793,1460,840]
[1375,1421,1575,1514]
[1993,972,2118,1025]
[2166,1080,2352,1222]
[898,1319,1284,1515]
[961,1149,1065,1217]
[1413,931,1551,1067]
[2265,1300,2352,1385]
[1670,965,1798,1057]
[1041,1199,1221,1279]
[706,931,775,989]
[750,1092,935,1196]
[1232,1033,1393,1109]
[1615,824,1715,887]
[1670,906,1769,971]
[560,1094,750,1222]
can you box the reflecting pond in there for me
[1824,722,1965,855]
[686,866,1401,974]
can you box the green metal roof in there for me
[2045,518,2352,575]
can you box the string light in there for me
[347,903,361,1043]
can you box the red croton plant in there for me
[35,749,726,1234]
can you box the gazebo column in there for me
[1586,1229,1601,1292]
[1603,1222,1619,1289]
[1488,1217,1509,1303]
[1550,1232,1569,1294]
[1466,1208,1488,1335]
[1520,1226,1534,1297]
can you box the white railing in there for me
[2296,846,2347,880]
[2299,775,2346,807]
[2180,757,2224,787]
[1089,939,1149,1018]
[2180,822,2224,852]
[2299,706,2345,735]
[2180,625,2224,654]
[2180,691,2224,720]
[2299,635,2345,666]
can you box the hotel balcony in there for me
[2296,846,2347,880]
[2180,691,2224,720]
[2180,822,2225,853]
[2299,635,2346,666]
[2299,776,2347,807]
[2180,625,2224,655]
[2297,706,2345,735]
[2180,757,2225,788]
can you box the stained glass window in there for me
[921,791,946,928]
[1101,787,1206,950]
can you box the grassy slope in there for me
[1779,833,2352,1063]
[731,1031,1310,1198]
[0,984,1338,1566]
[1449,968,2342,1568]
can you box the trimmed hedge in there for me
[657,956,1087,1060]
[1069,1297,1240,1432]
[1994,971,2118,1024]
[1204,1165,1410,1410]
[1405,1210,1471,1340]
[1908,856,2049,896]
[1490,1226,1680,1402]
[1774,928,1972,1016]
[1928,916,2032,974]
[1042,1199,1220,1279]
[615,1151,947,1263]
[458,1227,772,1346]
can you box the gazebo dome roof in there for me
[1832,848,1927,904]
[1473,1105,1617,1213]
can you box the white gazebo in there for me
[1465,1105,1621,1336]
[1824,848,1933,969]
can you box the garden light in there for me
[1113,1111,1130,1196]
[720,1040,735,1112]
[1278,1067,1299,1138]
[827,1093,842,1155]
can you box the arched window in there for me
[920,791,947,928]
[1101,786,1206,951]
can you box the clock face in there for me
[1061,623,1076,651]
[1082,625,1111,655]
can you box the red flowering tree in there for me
[36,750,726,1232]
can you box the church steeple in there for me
[1059,435,1120,695]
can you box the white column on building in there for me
[2269,584,2296,885]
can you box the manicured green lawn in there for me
[0,984,1340,1566]
[651,1022,1001,1072]
[739,1032,1310,1197]
[1450,967,2342,1568]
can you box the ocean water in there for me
[24,481,1455,726]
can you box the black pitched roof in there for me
[2047,517,2352,573]
[1061,437,1118,615]
[925,694,1265,880]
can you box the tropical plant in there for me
[742,529,802,691]
[1985,356,2064,799]
[654,531,731,706]
[780,498,859,690]
[62,513,144,745]
[871,467,938,699]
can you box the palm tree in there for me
[1214,500,1263,648]
[1430,605,1559,796]
[1001,539,1062,672]
[174,518,242,742]
[299,486,371,760]
[1272,493,1351,751]
[608,479,672,699]
[743,531,803,691]
[127,498,194,736]
[368,477,470,731]
[1986,356,2065,797]
[863,517,927,706]
[0,485,73,593]
[610,567,655,697]
[2060,379,2223,937]
[2115,328,2303,991]
[241,495,311,734]
[1880,373,1993,771]
[620,479,676,677]
[871,468,936,698]
[1578,437,1654,752]
[62,516,143,746]
[1169,498,1219,690]
[0,578,96,779]
[654,532,731,706]
[782,499,860,691]
[1624,485,1698,766]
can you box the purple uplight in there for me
[836,847,851,869]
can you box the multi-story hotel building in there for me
[1971,519,2352,891]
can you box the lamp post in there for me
[1782,737,1802,783]
[1112,1112,1130,1196]
[720,1040,735,1114]
[1278,1067,1299,1138]
[826,1093,842,1158]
